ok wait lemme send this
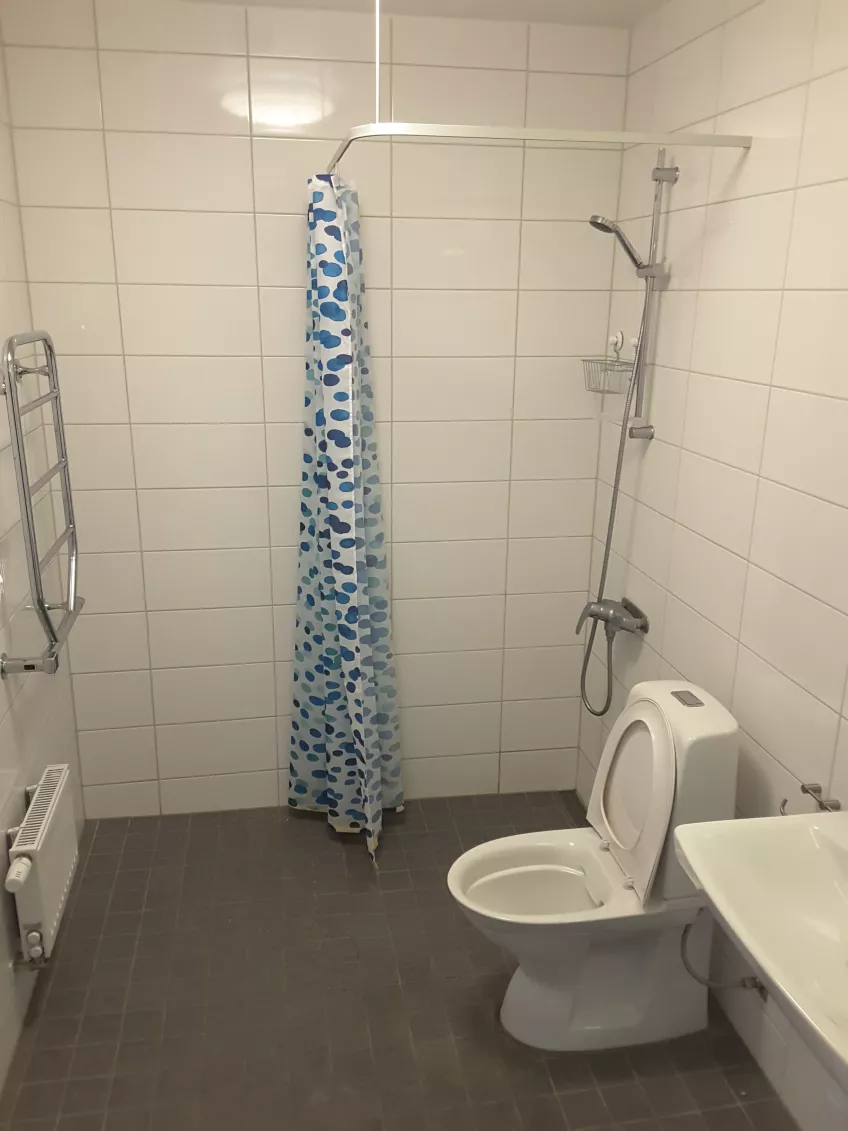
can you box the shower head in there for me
[589,214,646,273]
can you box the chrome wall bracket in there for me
[780,782,842,815]
[0,331,84,679]
[652,165,680,183]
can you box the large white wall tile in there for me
[760,388,848,509]
[719,0,818,112]
[502,646,582,701]
[247,7,379,61]
[512,420,599,481]
[65,425,135,490]
[392,482,509,542]
[69,611,149,674]
[786,182,848,290]
[78,726,156,786]
[403,752,499,799]
[100,52,248,134]
[56,356,128,425]
[96,0,245,53]
[513,358,597,421]
[73,490,139,553]
[15,130,108,207]
[740,566,848,710]
[392,144,523,220]
[160,771,277,814]
[148,607,274,669]
[683,372,769,473]
[699,193,795,291]
[21,208,114,283]
[392,422,511,483]
[132,424,266,489]
[0,0,95,47]
[813,0,848,78]
[396,650,502,707]
[711,88,805,202]
[254,137,390,216]
[392,65,526,128]
[392,541,506,599]
[152,662,275,725]
[691,292,781,385]
[773,292,848,400]
[138,487,268,551]
[394,219,520,290]
[113,212,256,286]
[105,134,253,212]
[249,58,386,139]
[393,596,504,654]
[520,221,613,291]
[84,781,160,818]
[732,646,839,786]
[501,698,580,751]
[119,286,260,356]
[393,290,517,356]
[143,548,271,611]
[505,592,586,648]
[157,717,276,779]
[661,595,738,707]
[30,283,121,354]
[507,537,591,595]
[73,670,153,730]
[526,73,625,130]
[509,479,596,538]
[126,357,263,425]
[400,703,501,759]
[529,23,628,74]
[77,552,144,614]
[6,47,101,128]
[522,149,621,223]
[500,747,577,793]
[392,358,513,422]
[516,291,609,357]
[667,525,747,637]
[750,479,848,617]
[394,15,526,68]
[675,451,757,557]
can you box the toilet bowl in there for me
[447,681,738,1052]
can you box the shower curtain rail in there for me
[326,122,753,172]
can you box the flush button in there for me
[672,690,704,707]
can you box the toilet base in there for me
[499,914,711,1052]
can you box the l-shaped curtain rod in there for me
[326,122,753,173]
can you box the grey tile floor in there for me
[0,793,797,1130]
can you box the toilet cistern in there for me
[576,596,649,642]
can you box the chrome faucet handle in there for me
[575,601,601,635]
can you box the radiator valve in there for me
[5,856,32,893]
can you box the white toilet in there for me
[447,680,738,1052]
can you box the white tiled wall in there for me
[0,36,82,1090]
[0,0,630,815]
[581,1,848,1124]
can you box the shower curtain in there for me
[289,173,402,857]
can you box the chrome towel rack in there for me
[1,330,84,677]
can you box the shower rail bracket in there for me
[0,330,84,680]
[652,165,680,183]
[636,263,668,281]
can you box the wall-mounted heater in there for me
[5,765,79,965]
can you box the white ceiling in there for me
[198,0,665,28]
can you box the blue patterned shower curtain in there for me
[289,174,402,856]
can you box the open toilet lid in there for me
[586,696,676,902]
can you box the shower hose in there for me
[579,280,649,717]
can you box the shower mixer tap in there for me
[575,597,649,643]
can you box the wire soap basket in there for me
[583,332,635,395]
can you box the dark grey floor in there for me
[0,793,797,1130]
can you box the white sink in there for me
[675,813,848,1090]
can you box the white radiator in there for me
[4,765,78,964]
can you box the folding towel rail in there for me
[1,330,84,677]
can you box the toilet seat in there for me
[587,696,676,903]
